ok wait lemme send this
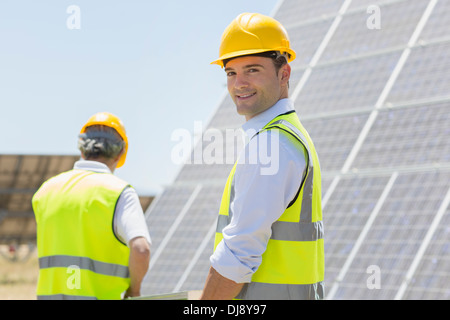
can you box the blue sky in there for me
[0,0,278,195]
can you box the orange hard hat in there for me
[211,12,296,67]
[80,112,128,168]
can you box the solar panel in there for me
[0,154,79,244]
[352,102,450,169]
[275,0,341,26]
[295,52,402,116]
[0,155,154,247]
[321,0,429,62]
[387,42,450,103]
[143,0,450,299]
[286,18,335,69]
[419,0,450,41]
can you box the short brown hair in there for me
[223,51,288,74]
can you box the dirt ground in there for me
[0,245,201,300]
[0,245,38,300]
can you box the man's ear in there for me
[280,63,291,85]
[114,147,124,163]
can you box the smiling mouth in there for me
[237,92,256,99]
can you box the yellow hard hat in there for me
[80,112,128,168]
[211,12,296,67]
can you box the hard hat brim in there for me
[211,47,296,68]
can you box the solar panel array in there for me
[0,154,155,247]
[0,155,80,244]
[142,0,450,299]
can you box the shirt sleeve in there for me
[210,130,307,283]
[114,186,152,247]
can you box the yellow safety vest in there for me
[214,110,325,299]
[32,169,131,300]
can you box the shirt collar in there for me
[241,98,295,138]
[73,160,112,174]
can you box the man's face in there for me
[225,55,290,121]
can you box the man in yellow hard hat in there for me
[32,112,151,300]
[201,13,324,300]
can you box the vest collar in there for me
[73,160,112,174]
[241,98,295,139]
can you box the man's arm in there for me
[200,267,244,300]
[124,236,150,298]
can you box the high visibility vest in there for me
[32,169,131,300]
[214,110,325,299]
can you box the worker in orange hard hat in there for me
[79,112,129,169]
[201,13,324,300]
[210,12,296,68]
[32,112,152,300]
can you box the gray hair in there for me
[78,125,125,160]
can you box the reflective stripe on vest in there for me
[217,215,324,242]
[214,111,325,300]
[39,255,130,278]
[32,169,131,300]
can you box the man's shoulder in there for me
[252,126,307,156]
[94,172,131,191]
[44,169,130,192]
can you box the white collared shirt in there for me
[210,98,307,283]
[73,160,152,247]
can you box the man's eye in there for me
[248,68,259,73]
[226,72,236,76]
